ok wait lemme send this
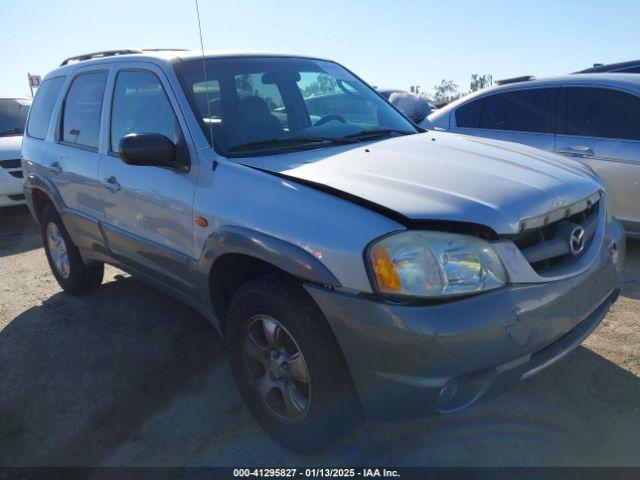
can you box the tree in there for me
[302,74,337,97]
[470,74,493,92]
[432,79,461,105]
[429,73,494,105]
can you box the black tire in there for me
[226,273,363,453]
[40,204,103,295]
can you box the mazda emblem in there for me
[569,226,585,255]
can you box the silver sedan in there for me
[425,73,640,238]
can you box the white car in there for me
[0,97,31,207]
[378,89,434,123]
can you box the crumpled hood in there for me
[239,131,604,235]
[0,135,23,160]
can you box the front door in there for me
[452,87,557,152]
[98,65,199,290]
[555,86,640,235]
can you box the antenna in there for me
[195,0,214,152]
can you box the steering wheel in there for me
[314,114,346,126]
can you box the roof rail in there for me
[495,75,535,86]
[60,49,143,66]
[141,48,189,52]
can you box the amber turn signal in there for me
[195,216,208,227]
[371,244,402,291]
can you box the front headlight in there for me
[368,231,507,298]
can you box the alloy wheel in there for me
[242,315,311,423]
[47,222,70,279]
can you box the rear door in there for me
[555,86,640,234]
[98,63,198,289]
[451,87,557,151]
[47,69,109,249]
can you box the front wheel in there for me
[40,204,103,295]
[226,274,363,453]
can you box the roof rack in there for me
[60,49,143,66]
[141,48,189,52]
[495,75,535,86]
[60,48,191,66]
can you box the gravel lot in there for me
[0,205,638,467]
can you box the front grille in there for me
[9,171,23,178]
[8,194,25,201]
[0,159,21,169]
[514,195,601,274]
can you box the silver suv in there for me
[22,49,625,452]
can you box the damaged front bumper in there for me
[305,219,625,418]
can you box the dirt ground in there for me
[0,205,638,467]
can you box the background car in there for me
[424,74,640,238]
[377,88,435,123]
[0,97,31,207]
[575,59,640,74]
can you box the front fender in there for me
[198,224,341,288]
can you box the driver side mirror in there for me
[119,133,185,170]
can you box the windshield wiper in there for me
[343,128,414,140]
[228,136,357,153]
[0,128,24,136]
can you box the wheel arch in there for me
[25,173,65,223]
[201,225,341,335]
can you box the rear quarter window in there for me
[26,76,66,140]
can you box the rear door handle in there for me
[102,176,121,192]
[558,145,595,158]
[48,161,62,175]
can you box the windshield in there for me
[0,98,31,136]
[175,57,418,156]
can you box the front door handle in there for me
[558,145,595,158]
[48,161,62,175]
[102,176,121,192]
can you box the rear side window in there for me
[480,88,554,133]
[110,70,180,152]
[455,99,483,128]
[27,76,66,140]
[61,72,108,149]
[565,87,640,141]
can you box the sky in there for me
[2,0,640,98]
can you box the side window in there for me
[480,88,554,133]
[110,70,180,152]
[27,76,66,140]
[565,87,640,141]
[61,72,108,149]
[234,73,287,129]
[455,99,483,128]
